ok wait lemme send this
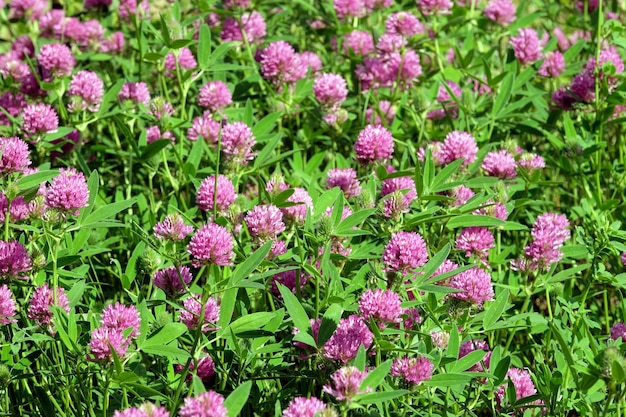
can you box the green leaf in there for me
[277,284,315,347]
[353,345,367,372]
[231,241,272,284]
[483,289,510,330]
[420,244,451,281]
[224,381,252,417]
[353,389,409,404]
[492,72,514,118]
[15,170,58,194]
[122,242,145,290]
[448,326,459,359]
[78,199,136,228]
[446,215,505,229]
[141,323,187,349]
[252,112,282,137]
[317,303,342,346]
[141,344,191,360]
[360,360,392,391]
[198,23,211,68]
[141,139,171,161]
[422,373,474,387]
[431,159,464,192]
[218,287,238,329]
[227,312,276,335]
[450,350,486,372]
[313,188,341,219]
[335,209,376,234]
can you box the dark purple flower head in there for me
[611,322,626,340]
[153,266,192,297]
[0,92,26,126]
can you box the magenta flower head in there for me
[326,168,361,198]
[27,283,70,326]
[417,0,452,15]
[198,81,232,113]
[440,131,478,165]
[113,403,169,417]
[245,204,286,240]
[494,368,539,408]
[258,41,307,85]
[0,92,26,126]
[179,391,226,417]
[100,31,125,55]
[0,136,30,174]
[68,70,104,113]
[118,0,149,21]
[0,240,32,280]
[174,354,216,384]
[344,31,375,55]
[386,12,424,37]
[313,73,348,110]
[22,103,59,139]
[221,11,267,43]
[611,322,626,340]
[119,82,151,106]
[382,231,428,275]
[334,0,366,19]
[88,327,129,361]
[456,227,495,260]
[281,187,313,224]
[101,302,141,339]
[153,213,193,241]
[358,289,403,327]
[538,51,565,78]
[0,285,16,324]
[187,112,220,143]
[153,266,193,297]
[283,397,328,417]
[164,47,197,77]
[221,121,257,165]
[197,175,237,213]
[323,366,370,401]
[518,152,545,172]
[449,185,475,206]
[38,44,75,78]
[9,0,49,20]
[510,28,543,65]
[459,340,491,372]
[484,0,516,25]
[188,223,235,267]
[354,125,394,165]
[299,51,323,74]
[447,267,494,307]
[391,355,434,384]
[381,175,417,207]
[180,293,220,332]
[481,149,517,179]
[45,167,89,215]
[324,315,374,363]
